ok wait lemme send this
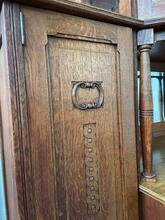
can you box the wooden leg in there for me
[139,45,156,182]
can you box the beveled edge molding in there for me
[139,185,165,205]
[2,0,165,30]
[1,0,144,29]
[144,17,165,29]
[54,33,117,45]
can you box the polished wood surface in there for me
[6,4,139,220]
[0,0,144,28]
[144,18,165,29]
[2,0,165,30]
[0,2,25,220]
[140,192,165,220]
[0,1,140,219]
[2,0,165,29]
[140,136,165,203]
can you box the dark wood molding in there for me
[144,18,165,29]
[1,0,165,30]
[1,0,144,28]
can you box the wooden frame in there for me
[0,2,27,220]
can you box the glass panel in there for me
[152,75,161,122]
[90,0,119,12]
[138,71,165,123]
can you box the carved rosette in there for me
[83,123,100,215]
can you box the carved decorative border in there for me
[83,123,100,215]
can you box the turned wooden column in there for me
[139,44,156,182]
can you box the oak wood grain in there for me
[0,1,139,219]
[0,0,144,28]
[0,2,25,220]
[15,5,139,220]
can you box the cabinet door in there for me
[18,6,138,220]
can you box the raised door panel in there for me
[19,6,138,220]
[47,38,120,220]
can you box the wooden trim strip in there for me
[1,1,165,29]
[144,18,165,29]
[139,185,165,205]
[1,0,144,28]
[0,2,26,219]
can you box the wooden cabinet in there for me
[0,1,139,219]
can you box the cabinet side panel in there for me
[0,2,26,220]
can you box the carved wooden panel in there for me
[16,6,139,220]
[46,37,119,219]
[83,123,100,215]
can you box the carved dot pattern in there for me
[83,123,100,215]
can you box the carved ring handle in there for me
[72,81,104,110]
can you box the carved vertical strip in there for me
[83,123,100,215]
